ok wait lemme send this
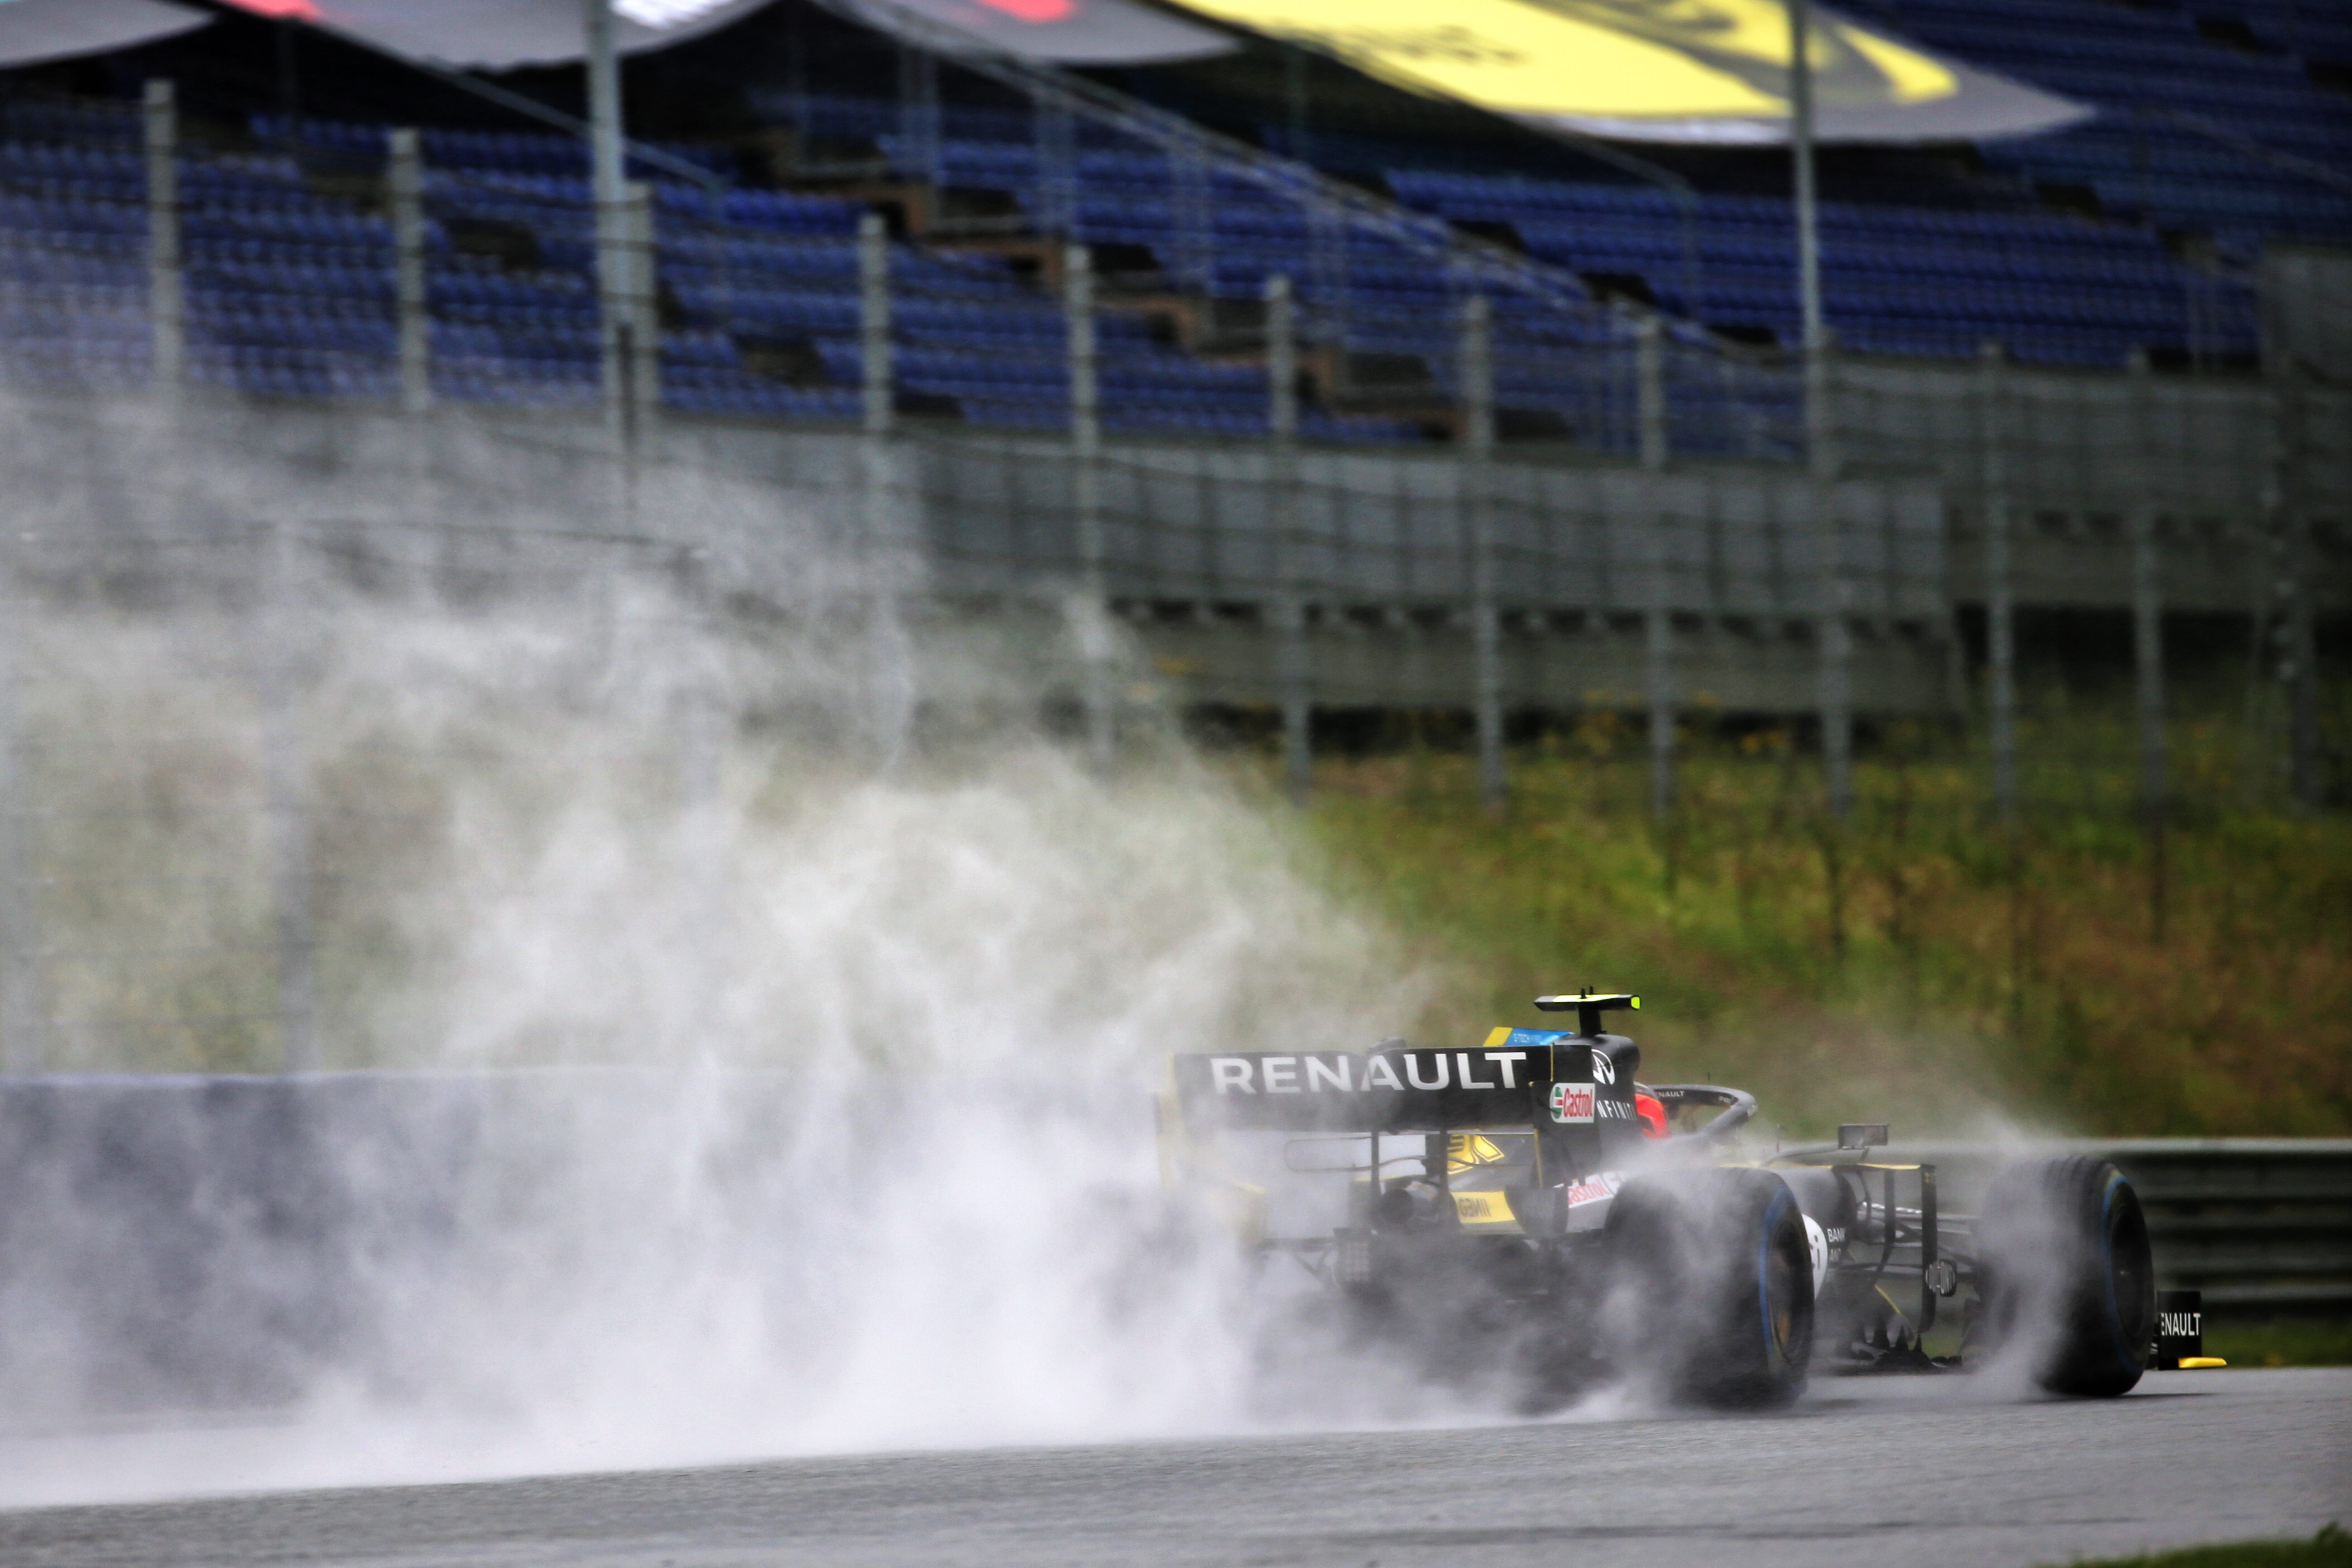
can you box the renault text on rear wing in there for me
[1172,1045,1557,1133]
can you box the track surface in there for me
[3,1369,2346,1568]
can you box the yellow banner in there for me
[1165,0,1957,122]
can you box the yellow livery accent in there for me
[1447,1132,1513,1171]
[1451,1189,1518,1225]
[2178,1357,2229,1369]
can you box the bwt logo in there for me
[1549,1082,1594,1124]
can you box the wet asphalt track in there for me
[2,1368,2346,1568]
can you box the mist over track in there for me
[2,1369,2343,1568]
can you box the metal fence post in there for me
[1307,205,1347,377]
[857,211,911,770]
[622,180,659,434]
[2273,364,2322,811]
[1171,129,1212,294]
[1462,295,1505,814]
[1637,312,1674,818]
[1647,587,1676,821]
[1637,313,1668,471]
[1812,330,1852,817]
[1267,274,1311,805]
[1067,242,1113,771]
[388,127,430,415]
[588,0,627,460]
[2127,348,2167,828]
[668,541,730,1056]
[143,79,183,398]
[860,212,892,444]
[0,534,40,1075]
[1034,85,1075,240]
[1980,341,2018,823]
[259,523,319,1072]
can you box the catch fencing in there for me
[0,82,2343,823]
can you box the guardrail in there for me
[2099,1140,2352,1312]
[1853,1139,2352,1313]
[0,1083,2340,1425]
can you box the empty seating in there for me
[0,97,1392,441]
[1382,169,2259,366]
[1877,0,2351,252]
[0,0,2330,444]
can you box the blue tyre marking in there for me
[1760,1189,1793,1379]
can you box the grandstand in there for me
[1882,0,2352,250]
[0,3,2337,422]
[0,0,2341,417]
[0,0,2341,806]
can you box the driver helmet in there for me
[1635,1090,1669,1138]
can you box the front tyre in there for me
[1975,1156,2156,1397]
[1604,1166,1814,1407]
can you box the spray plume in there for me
[0,393,1460,1505]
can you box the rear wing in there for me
[1173,1025,1653,1179]
[1172,1044,1557,1134]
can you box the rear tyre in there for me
[1975,1156,2155,1397]
[1603,1166,1814,1407]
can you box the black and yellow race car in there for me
[1161,991,2195,1407]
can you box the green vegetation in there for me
[2204,1319,2352,1368]
[1283,717,2352,1138]
[2043,1525,2351,1568]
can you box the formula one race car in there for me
[1161,991,2195,1407]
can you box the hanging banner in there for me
[0,0,209,68]
[1154,0,2088,144]
[214,0,781,69]
[834,0,1235,64]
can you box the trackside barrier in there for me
[1852,1139,2352,1312]
[0,1073,2340,1334]
[2100,1139,2352,1312]
[0,1079,2341,1422]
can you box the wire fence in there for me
[0,74,2340,1047]
[0,382,2337,1085]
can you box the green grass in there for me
[1277,720,2352,1138]
[2046,1525,2352,1568]
[2204,1319,2352,1368]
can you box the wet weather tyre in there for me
[1975,1156,2155,1398]
[1604,1166,1814,1408]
